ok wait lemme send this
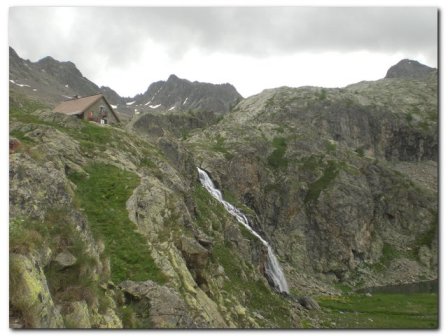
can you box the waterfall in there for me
[197,167,289,294]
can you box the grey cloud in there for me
[9,7,438,72]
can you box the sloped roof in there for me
[53,94,103,115]
[53,94,120,122]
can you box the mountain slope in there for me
[9,91,306,328]
[132,74,242,114]
[182,60,438,292]
[9,57,438,329]
[9,47,242,120]
[9,47,127,108]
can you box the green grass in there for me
[9,129,36,146]
[10,210,108,311]
[325,140,337,153]
[317,292,438,328]
[267,137,288,169]
[355,147,365,157]
[210,135,233,160]
[68,163,165,284]
[212,243,293,327]
[318,88,327,100]
[192,184,230,234]
[305,160,341,203]
[9,92,48,119]
[193,185,293,326]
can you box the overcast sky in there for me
[9,7,438,97]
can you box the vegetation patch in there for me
[210,135,233,160]
[69,163,166,284]
[212,243,292,327]
[317,292,438,328]
[10,210,108,312]
[355,147,365,157]
[267,137,288,169]
[192,184,230,234]
[318,88,327,100]
[325,140,337,153]
[305,160,341,203]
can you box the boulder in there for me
[177,236,209,270]
[63,301,91,328]
[54,251,77,268]
[10,254,64,328]
[9,137,21,153]
[297,296,320,311]
[119,280,200,328]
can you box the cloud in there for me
[8,7,438,96]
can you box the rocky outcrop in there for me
[63,301,91,328]
[119,280,201,328]
[54,251,77,269]
[10,254,64,328]
[385,59,436,80]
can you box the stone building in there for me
[53,94,120,124]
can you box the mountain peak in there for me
[167,74,180,81]
[385,59,436,80]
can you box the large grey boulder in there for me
[119,280,204,328]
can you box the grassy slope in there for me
[315,293,438,329]
[68,163,166,284]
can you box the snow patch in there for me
[10,80,31,88]
[168,106,175,111]
[145,85,165,106]
[65,84,69,88]
[33,89,37,92]
[110,104,117,109]
[149,104,161,109]
[183,97,189,105]
[126,101,135,106]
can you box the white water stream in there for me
[197,167,289,293]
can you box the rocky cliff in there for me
[183,61,438,292]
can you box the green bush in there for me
[355,147,365,157]
[305,160,340,203]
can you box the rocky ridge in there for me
[9,47,127,108]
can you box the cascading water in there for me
[197,167,289,294]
